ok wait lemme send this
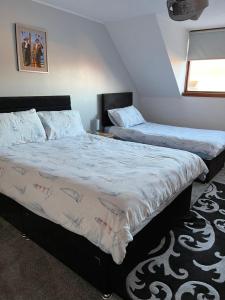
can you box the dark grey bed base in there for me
[0,95,192,299]
[100,92,225,183]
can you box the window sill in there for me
[183,91,225,98]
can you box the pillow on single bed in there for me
[108,105,145,128]
[38,110,85,140]
[0,109,46,147]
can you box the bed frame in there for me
[101,92,225,183]
[0,95,192,299]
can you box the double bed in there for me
[101,92,225,183]
[0,96,207,299]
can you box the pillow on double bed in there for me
[38,110,85,140]
[108,105,145,128]
[0,109,46,147]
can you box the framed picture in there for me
[15,23,48,73]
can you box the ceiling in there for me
[33,0,225,29]
[32,0,164,23]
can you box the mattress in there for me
[107,123,225,160]
[0,134,207,264]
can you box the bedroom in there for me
[0,0,225,299]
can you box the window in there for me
[184,28,225,97]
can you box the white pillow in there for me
[108,105,145,128]
[0,109,46,147]
[38,110,85,140]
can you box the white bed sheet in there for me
[107,123,225,160]
[0,134,207,264]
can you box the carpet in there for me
[126,181,225,300]
[1,180,225,300]
[0,218,113,300]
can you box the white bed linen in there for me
[108,123,225,160]
[0,109,46,147]
[108,105,145,128]
[38,110,85,140]
[0,134,207,264]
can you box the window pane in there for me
[187,59,225,92]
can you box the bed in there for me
[0,95,207,299]
[101,92,225,183]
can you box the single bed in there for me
[0,96,207,299]
[101,92,225,183]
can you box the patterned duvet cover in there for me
[0,134,207,264]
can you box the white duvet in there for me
[108,123,225,159]
[0,134,207,264]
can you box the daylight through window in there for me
[185,28,225,96]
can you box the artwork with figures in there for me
[16,23,48,73]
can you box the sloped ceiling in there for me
[157,16,189,94]
[33,0,225,98]
[106,14,181,97]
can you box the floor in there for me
[192,166,225,204]
[0,167,224,300]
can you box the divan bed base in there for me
[202,149,225,182]
[0,184,192,299]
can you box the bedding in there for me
[0,109,46,146]
[108,105,145,128]
[38,110,85,140]
[0,134,207,264]
[108,123,225,160]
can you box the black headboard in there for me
[100,92,133,127]
[0,95,71,113]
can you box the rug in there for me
[126,182,225,300]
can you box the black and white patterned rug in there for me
[126,182,225,300]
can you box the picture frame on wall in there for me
[15,23,48,73]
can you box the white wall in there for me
[106,14,180,98]
[139,17,225,131]
[0,0,135,129]
[140,96,225,131]
[157,16,188,94]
